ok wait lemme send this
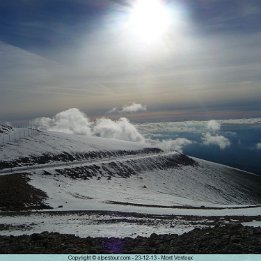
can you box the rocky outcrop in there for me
[0,125,13,134]
[0,173,51,211]
[55,153,197,180]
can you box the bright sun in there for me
[127,0,172,43]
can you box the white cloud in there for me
[107,102,147,114]
[201,120,230,149]
[106,107,118,114]
[32,108,194,152]
[33,110,234,153]
[93,117,145,143]
[32,108,92,135]
[219,118,261,125]
[207,120,220,133]
[120,102,147,113]
[256,143,261,150]
[202,133,231,149]
[139,120,231,150]
[153,138,193,152]
[33,109,145,143]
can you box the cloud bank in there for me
[32,108,193,152]
[256,143,261,150]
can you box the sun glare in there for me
[127,0,172,44]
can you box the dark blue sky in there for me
[0,0,261,121]
[1,0,261,50]
[188,0,261,32]
[0,0,110,51]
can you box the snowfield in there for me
[0,127,261,237]
[0,128,146,161]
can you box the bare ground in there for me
[0,224,260,253]
[0,173,51,211]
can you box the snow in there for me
[26,151,261,214]
[0,205,260,238]
[0,129,146,161]
[0,128,261,238]
[1,129,260,210]
[242,221,261,228]
[0,211,201,238]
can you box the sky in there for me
[0,0,261,122]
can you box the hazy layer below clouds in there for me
[136,118,261,134]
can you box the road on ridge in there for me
[0,151,176,176]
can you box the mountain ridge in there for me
[0,127,261,238]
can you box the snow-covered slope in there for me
[29,154,261,211]
[0,128,146,161]
[0,128,261,214]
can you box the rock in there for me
[0,224,261,253]
[230,236,241,243]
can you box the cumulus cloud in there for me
[32,108,92,135]
[120,102,147,113]
[107,102,147,114]
[32,108,194,153]
[32,108,145,143]
[93,117,145,143]
[201,120,231,149]
[153,138,192,152]
[207,120,220,133]
[202,133,231,149]
[256,143,261,150]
